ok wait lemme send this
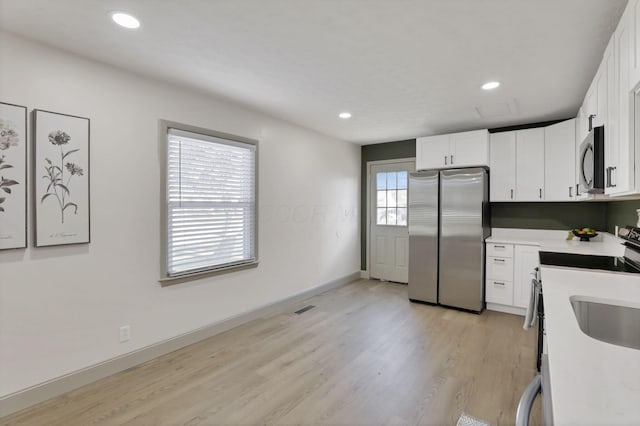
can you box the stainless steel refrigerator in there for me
[408,168,489,313]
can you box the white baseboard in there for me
[360,270,369,279]
[0,271,360,419]
[486,303,526,316]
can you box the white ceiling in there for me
[0,0,628,144]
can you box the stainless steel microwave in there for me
[578,125,604,194]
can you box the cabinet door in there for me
[489,132,516,201]
[513,245,539,309]
[630,0,640,88]
[450,130,489,167]
[611,11,634,195]
[605,33,619,195]
[416,135,451,170]
[516,128,545,201]
[544,119,576,201]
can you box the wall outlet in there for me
[119,325,131,343]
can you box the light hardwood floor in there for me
[1,280,540,426]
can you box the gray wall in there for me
[491,202,608,231]
[606,200,640,232]
[360,140,415,270]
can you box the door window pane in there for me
[386,172,397,190]
[387,190,397,207]
[397,189,407,207]
[377,172,387,190]
[397,171,408,190]
[377,190,387,207]
[386,208,397,225]
[397,208,407,226]
[377,208,387,225]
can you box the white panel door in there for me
[416,135,450,170]
[513,245,540,308]
[516,128,545,201]
[544,119,576,201]
[370,161,415,283]
[489,131,516,201]
[450,129,489,167]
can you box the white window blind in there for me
[166,128,257,277]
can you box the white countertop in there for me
[541,266,640,425]
[486,228,626,257]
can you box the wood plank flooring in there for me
[1,280,540,425]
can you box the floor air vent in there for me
[294,305,315,315]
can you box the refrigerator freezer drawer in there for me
[487,243,514,258]
[487,256,514,281]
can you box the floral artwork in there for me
[41,130,85,223]
[34,110,90,247]
[0,102,27,250]
[0,118,20,213]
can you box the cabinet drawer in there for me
[486,279,514,305]
[486,243,514,258]
[486,257,514,280]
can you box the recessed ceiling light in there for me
[111,12,141,29]
[339,112,352,119]
[482,81,500,90]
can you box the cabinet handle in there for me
[569,186,573,197]
[493,282,505,286]
[606,167,612,188]
[493,258,505,263]
[451,155,454,164]
[510,189,514,199]
[611,167,617,187]
[576,184,580,197]
[444,156,448,165]
[539,188,542,199]
[494,245,505,249]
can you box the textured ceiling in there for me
[0,0,628,144]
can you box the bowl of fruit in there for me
[573,227,598,241]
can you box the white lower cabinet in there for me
[486,242,539,314]
[513,245,540,308]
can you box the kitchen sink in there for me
[570,296,640,351]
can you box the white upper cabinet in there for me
[489,132,516,201]
[516,128,545,201]
[416,134,451,170]
[416,129,488,171]
[545,119,576,201]
[450,130,489,167]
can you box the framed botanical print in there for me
[0,102,27,250]
[33,109,90,247]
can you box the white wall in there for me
[0,33,360,397]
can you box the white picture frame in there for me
[0,102,28,250]
[34,109,90,247]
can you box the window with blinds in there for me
[165,127,257,277]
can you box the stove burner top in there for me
[539,252,640,274]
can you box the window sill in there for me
[159,260,259,287]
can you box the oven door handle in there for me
[516,374,542,426]
[523,276,541,330]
